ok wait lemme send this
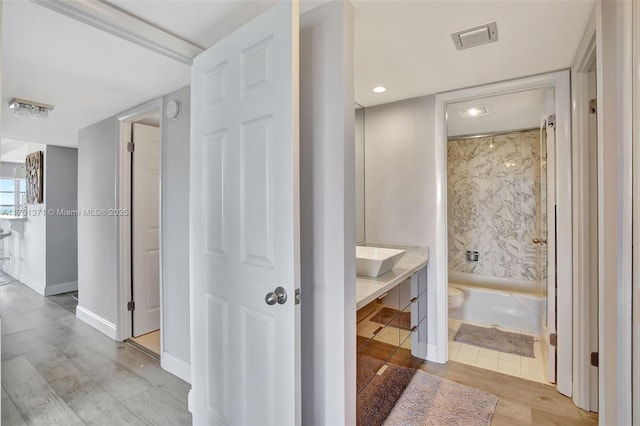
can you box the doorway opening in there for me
[115,98,163,360]
[434,70,574,397]
[127,115,161,358]
[445,88,555,385]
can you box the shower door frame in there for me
[434,70,573,397]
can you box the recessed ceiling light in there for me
[373,86,386,93]
[458,106,489,118]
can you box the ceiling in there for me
[353,0,594,106]
[447,88,552,137]
[1,139,47,164]
[1,0,595,148]
[1,0,190,148]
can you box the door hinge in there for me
[295,288,301,305]
[591,352,599,367]
[550,333,557,347]
[127,301,135,311]
[547,114,556,129]
[589,98,597,114]
[127,142,135,152]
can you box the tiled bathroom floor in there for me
[448,318,550,385]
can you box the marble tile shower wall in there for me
[447,129,542,282]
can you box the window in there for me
[0,178,26,216]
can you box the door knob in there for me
[532,238,541,244]
[265,286,288,306]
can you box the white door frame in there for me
[115,98,164,346]
[633,0,640,422]
[596,0,633,423]
[571,9,598,412]
[434,70,573,396]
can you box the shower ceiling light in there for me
[373,86,386,93]
[8,98,54,119]
[458,106,489,118]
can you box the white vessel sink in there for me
[356,246,406,277]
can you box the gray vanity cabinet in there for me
[356,265,428,394]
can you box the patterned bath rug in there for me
[383,369,498,426]
[357,354,417,426]
[454,323,534,358]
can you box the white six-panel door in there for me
[132,122,161,337]
[189,1,300,424]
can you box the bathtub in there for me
[448,273,544,335]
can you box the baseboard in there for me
[19,275,46,296]
[44,280,78,296]
[161,351,191,384]
[412,341,428,360]
[1,268,46,296]
[427,343,446,364]
[76,305,117,340]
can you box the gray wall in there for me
[161,86,191,369]
[364,95,436,246]
[300,2,356,424]
[77,89,192,380]
[355,108,365,243]
[363,95,440,345]
[78,116,118,325]
[46,146,78,286]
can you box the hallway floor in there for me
[1,281,191,425]
[449,318,549,384]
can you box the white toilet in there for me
[448,286,465,310]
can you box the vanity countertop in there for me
[356,245,428,309]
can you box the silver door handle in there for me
[265,286,287,305]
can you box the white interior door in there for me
[545,117,557,383]
[132,122,161,337]
[189,1,300,425]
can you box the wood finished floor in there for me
[358,337,597,425]
[420,360,598,425]
[129,330,161,357]
[1,282,191,425]
[3,280,598,425]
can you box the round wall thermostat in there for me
[166,100,182,120]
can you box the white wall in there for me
[300,2,356,424]
[77,117,119,329]
[160,86,191,379]
[1,146,78,296]
[1,149,46,292]
[2,204,46,292]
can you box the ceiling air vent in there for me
[451,22,498,50]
